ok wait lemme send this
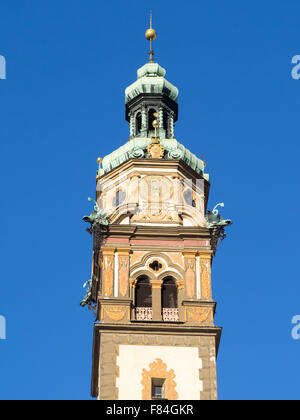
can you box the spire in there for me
[145,11,157,63]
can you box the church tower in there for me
[82,19,231,401]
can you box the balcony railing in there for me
[136,307,153,321]
[162,308,179,322]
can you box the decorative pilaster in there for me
[101,248,115,298]
[199,253,212,300]
[183,251,197,299]
[150,279,163,321]
[118,249,131,298]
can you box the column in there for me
[129,112,135,139]
[177,280,185,321]
[168,111,175,139]
[150,279,163,321]
[141,106,147,137]
[158,106,165,138]
[199,253,212,300]
[129,277,137,320]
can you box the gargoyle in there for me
[80,279,93,307]
[83,198,109,233]
[206,203,232,229]
[206,203,232,254]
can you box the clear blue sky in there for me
[0,0,299,400]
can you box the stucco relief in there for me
[130,251,146,267]
[103,255,114,297]
[185,258,196,298]
[185,307,213,325]
[130,175,182,224]
[119,255,130,297]
[101,305,130,323]
[168,252,184,268]
[130,252,184,280]
[200,257,212,300]
[141,358,178,400]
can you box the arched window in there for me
[136,112,142,136]
[135,276,152,308]
[161,277,178,309]
[148,108,157,131]
[135,276,152,321]
[162,277,179,322]
[163,110,168,134]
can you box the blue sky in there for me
[0,0,299,400]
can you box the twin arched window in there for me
[135,276,178,309]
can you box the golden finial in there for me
[145,11,157,63]
[97,157,103,170]
[152,111,159,141]
[202,154,207,168]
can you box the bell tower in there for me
[82,19,231,401]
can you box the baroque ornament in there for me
[147,138,165,159]
[141,358,178,400]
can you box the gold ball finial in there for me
[97,157,103,170]
[145,28,157,41]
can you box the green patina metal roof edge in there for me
[125,62,179,104]
[98,138,209,180]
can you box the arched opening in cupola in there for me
[136,112,142,136]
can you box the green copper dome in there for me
[125,62,179,104]
[98,137,208,180]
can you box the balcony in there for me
[136,307,153,321]
[162,308,179,322]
